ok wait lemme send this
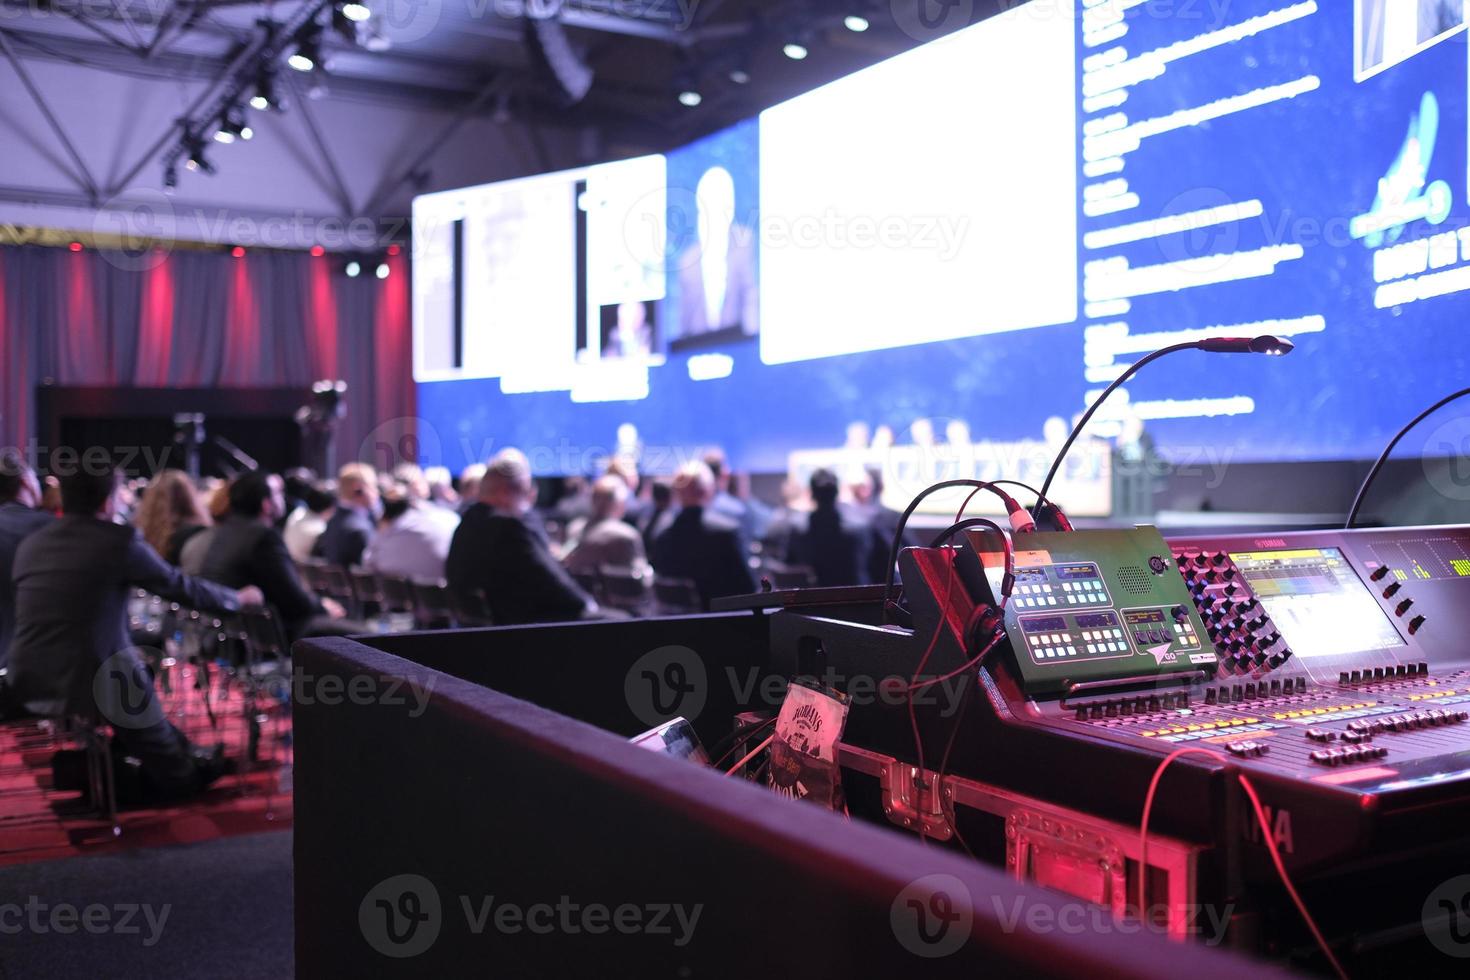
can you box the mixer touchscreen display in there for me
[1229,548,1405,660]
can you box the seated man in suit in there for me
[314,462,379,567]
[194,470,351,642]
[651,461,756,609]
[8,462,260,798]
[0,456,52,672]
[446,449,599,625]
[787,468,872,587]
[563,475,647,577]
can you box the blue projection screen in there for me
[413,0,1470,478]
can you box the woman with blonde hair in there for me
[135,468,212,564]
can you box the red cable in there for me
[1138,747,1348,980]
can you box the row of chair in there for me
[294,560,493,630]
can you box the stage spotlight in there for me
[218,107,253,142]
[783,41,809,60]
[844,14,870,32]
[375,262,390,280]
[184,135,215,175]
[250,68,283,111]
[678,89,702,107]
[340,2,371,22]
[231,246,246,258]
[288,25,322,72]
[345,260,361,277]
[728,67,750,85]
[68,241,83,253]
[310,245,326,257]
[386,244,401,256]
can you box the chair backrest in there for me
[378,573,416,614]
[598,565,651,613]
[350,567,384,604]
[652,575,702,615]
[761,559,818,590]
[315,563,356,604]
[236,606,290,662]
[297,559,327,593]
[411,579,456,628]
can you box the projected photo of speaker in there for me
[665,122,761,354]
[596,300,656,360]
[523,6,594,105]
[1357,0,1464,78]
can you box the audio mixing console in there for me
[760,522,1470,970]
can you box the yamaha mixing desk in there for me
[757,523,1470,972]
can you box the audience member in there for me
[702,448,770,541]
[135,469,212,564]
[446,449,598,625]
[365,486,456,581]
[314,462,378,566]
[563,476,647,576]
[456,463,487,515]
[283,483,336,563]
[856,468,907,585]
[195,471,350,641]
[424,465,459,510]
[761,479,812,560]
[7,462,260,798]
[651,461,755,608]
[0,456,51,671]
[787,468,872,586]
[604,458,649,528]
[393,462,461,537]
[639,478,674,555]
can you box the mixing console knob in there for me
[1350,670,1363,683]
[1395,663,1408,676]
[1090,705,1104,719]
[1395,598,1414,617]
[1243,682,1257,699]
[1148,696,1162,712]
[1409,615,1426,635]
[1204,688,1218,705]
[1382,581,1402,598]
[1211,552,1228,567]
[1171,605,1189,623]
[1134,696,1150,714]
[1370,565,1391,581]
[1373,667,1386,680]
[1269,679,1281,695]
[1231,684,1244,701]
[1076,707,1089,721]
[1340,671,1350,685]
[1419,662,1428,674]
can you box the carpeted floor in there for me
[0,829,294,979]
[0,662,296,978]
[0,660,293,867]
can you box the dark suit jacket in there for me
[446,503,593,626]
[314,506,375,567]
[651,506,755,609]
[787,504,873,587]
[0,502,53,669]
[9,516,239,715]
[196,515,323,640]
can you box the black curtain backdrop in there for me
[0,243,414,474]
